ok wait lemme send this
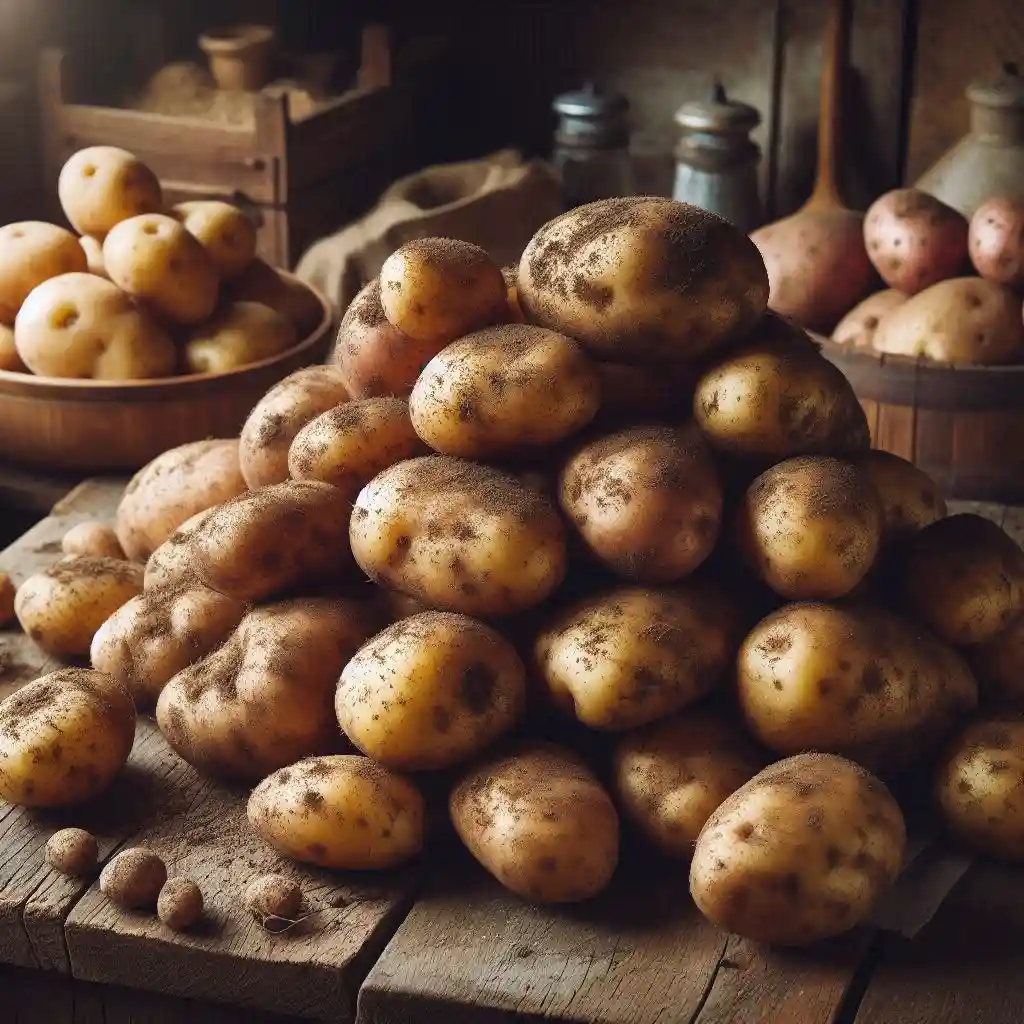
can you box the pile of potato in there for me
[4,195,1024,950]
[0,145,320,380]
[830,189,1024,364]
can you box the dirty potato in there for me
[852,449,946,543]
[143,508,216,590]
[970,615,1024,708]
[62,521,126,559]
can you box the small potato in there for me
[100,847,167,910]
[116,439,246,562]
[380,237,507,346]
[62,522,126,559]
[184,301,297,374]
[450,743,620,903]
[80,235,107,278]
[190,480,358,603]
[863,188,969,295]
[248,754,426,869]
[690,753,906,946]
[0,572,14,625]
[102,213,219,325]
[832,289,908,349]
[228,257,324,336]
[90,584,246,707]
[612,712,763,857]
[409,324,600,457]
[337,611,526,770]
[900,513,1024,646]
[737,602,978,773]
[351,456,566,616]
[559,424,722,582]
[736,456,883,600]
[15,556,143,657]
[852,449,946,542]
[143,507,216,590]
[246,874,302,927]
[58,146,163,240]
[46,828,99,877]
[288,397,426,491]
[14,273,176,380]
[872,277,1024,365]
[239,364,350,489]
[157,877,203,932]
[971,614,1024,708]
[935,717,1024,860]
[0,668,136,807]
[0,323,25,371]
[158,597,377,782]
[969,196,1024,288]
[171,200,257,280]
[0,221,88,324]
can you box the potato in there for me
[593,360,695,422]
[157,597,377,782]
[15,556,143,657]
[158,877,203,932]
[351,456,566,617]
[852,449,946,542]
[831,289,908,349]
[184,301,296,374]
[248,754,425,869]
[228,257,323,336]
[871,277,1024,364]
[337,611,526,770]
[0,668,136,807]
[288,397,426,491]
[143,507,216,590]
[62,521,126,559]
[14,272,176,380]
[190,480,358,603]
[408,324,600,457]
[246,874,302,927]
[612,711,763,858]
[559,424,722,582]
[899,513,1024,646]
[450,743,620,903]
[737,602,978,772]
[102,213,219,325]
[736,456,883,600]
[690,753,906,946]
[968,196,1024,288]
[863,188,969,294]
[503,265,526,323]
[0,323,25,371]
[0,221,88,324]
[80,235,108,278]
[171,200,257,280]
[58,146,163,240]
[239,364,350,489]
[90,583,246,707]
[518,197,768,362]
[970,615,1024,708]
[116,439,247,562]
[380,237,507,346]
[46,828,99,877]
[935,717,1024,860]
[535,583,739,731]
[100,847,166,909]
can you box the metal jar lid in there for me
[967,62,1024,109]
[553,81,630,148]
[674,80,761,136]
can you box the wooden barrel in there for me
[819,338,1024,503]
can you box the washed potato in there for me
[171,200,257,280]
[103,213,219,325]
[852,449,946,543]
[62,521,125,559]
[690,753,906,946]
[0,323,24,371]
[249,754,425,869]
[900,513,1024,645]
[143,507,216,590]
[559,424,722,582]
[450,743,620,903]
[968,196,1024,288]
[239,364,350,489]
[184,301,296,374]
[15,556,143,657]
[0,221,88,324]
[14,272,176,380]
[288,397,426,491]
[116,438,246,561]
[228,257,323,336]
[736,456,883,600]
[971,615,1024,708]
[612,711,763,857]
[737,602,978,773]
[0,669,136,807]
[58,146,163,240]
[350,456,566,616]
[518,197,768,362]
[935,717,1024,860]
[157,597,377,782]
[535,584,739,731]
[379,237,507,346]
[409,323,600,457]
[79,235,107,278]
[831,289,908,349]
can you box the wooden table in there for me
[2,481,1023,1024]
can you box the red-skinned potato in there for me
[832,289,908,349]
[969,196,1024,289]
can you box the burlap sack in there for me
[295,149,563,314]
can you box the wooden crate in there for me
[37,24,412,269]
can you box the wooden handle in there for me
[807,0,851,210]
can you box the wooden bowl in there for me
[0,274,335,474]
